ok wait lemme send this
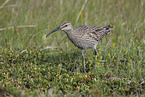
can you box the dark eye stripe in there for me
[64,25,68,27]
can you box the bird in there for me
[46,21,112,73]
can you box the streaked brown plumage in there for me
[46,21,112,73]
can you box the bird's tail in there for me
[96,24,113,41]
[103,24,113,34]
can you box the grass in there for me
[0,0,145,96]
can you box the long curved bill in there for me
[46,27,61,38]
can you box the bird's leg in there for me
[94,49,98,71]
[94,49,98,55]
[81,50,86,73]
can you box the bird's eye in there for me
[64,25,68,27]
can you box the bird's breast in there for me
[66,32,97,49]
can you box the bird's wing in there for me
[79,25,112,41]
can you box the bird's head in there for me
[46,21,73,38]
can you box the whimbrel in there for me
[46,21,112,73]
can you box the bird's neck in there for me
[63,29,75,41]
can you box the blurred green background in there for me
[0,0,145,96]
[0,0,144,50]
